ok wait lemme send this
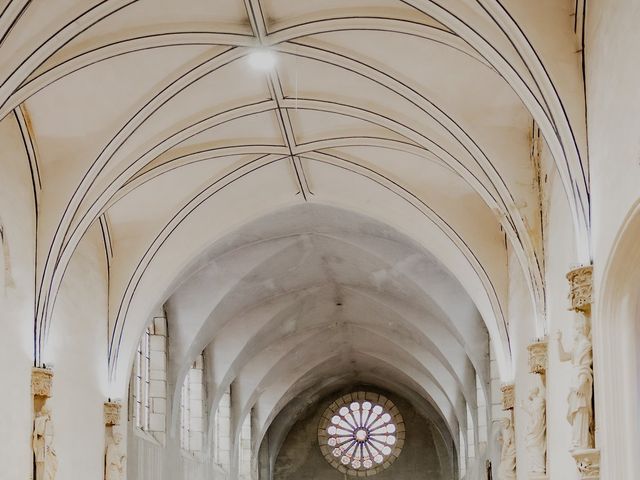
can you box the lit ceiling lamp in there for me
[247,48,277,71]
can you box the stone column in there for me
[524,340,547,479]
[104,401,126,480]
[559,265,599,479]
[32,367,57,480]
[496,384,516,479]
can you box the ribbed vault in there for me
[0,0,590,477]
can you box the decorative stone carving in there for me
[571,448,600,479]
[32,368,53,397]
[521,382,546,476]
[496,417,516,480]
[501,383,515,411]
[557,317,594,450]
[567,266,593,313]
[105,426,126,480]
[33,402,57,480]
[563,265,598,478]
[104,401,122,426]
[528,339,548,374]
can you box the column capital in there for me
[501,383,515,410]
[31,367,53,397]
[572,448,600,479]
[104,401,122,426]
[567,265,593,312]
[528,338,548,374]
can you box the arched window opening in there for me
[180,353,206,456]
[130,316,167,444]
[212,386,231,472]
[476,374,488,445]
[239,413,252,480]
[459,428,467,479]
[466,404,476,461]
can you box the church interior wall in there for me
[0,111,37,480]
[1,2,639,479]
[45,222,109,478]
[271,388,454,480]
[586,1,640,477]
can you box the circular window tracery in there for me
[318,392,404,476]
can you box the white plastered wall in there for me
[587,0,640,477]
[0,112,36,479]
[43,221,110,478]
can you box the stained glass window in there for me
[318,392,404,475]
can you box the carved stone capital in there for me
[567,266,593,312]
[501,383,515,411]
[31,367,53,397]
[571,448,600,479]
[528,339,548,374]
[104,401,122,426]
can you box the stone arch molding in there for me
[9,0,587,385]
[105,201,496,479]
[595,200,640,479]
[116,202,490,430]
[107,181,506,390]
[30,41,543,358]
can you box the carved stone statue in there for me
[521,383,546,474]
[33,403,57,480]
[496,417,516,480]
[557,317,594,450]
[105,427,126,480]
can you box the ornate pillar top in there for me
[572,448,600,479]
[528,338,548,375]
[567,265,593,312]
[501,383,515,411]
[31,367,53,397]
[104,401,122,426]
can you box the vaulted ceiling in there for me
[0,0,587,468]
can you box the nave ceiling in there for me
[0,0,588,468]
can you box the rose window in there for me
[318,392,404,475]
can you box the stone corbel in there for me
[501,383,515,411]
[32,367,53,421]
[528,339,548,376]
[104,401,122,426]
[567,266,593,314]
[571,449,600,480]
[32,367,53,398]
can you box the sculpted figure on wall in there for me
[557,316,594,450]
[33,403,58,480]
[521,382,546,474]
[496,416,516,480]
[105,426,126,480]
